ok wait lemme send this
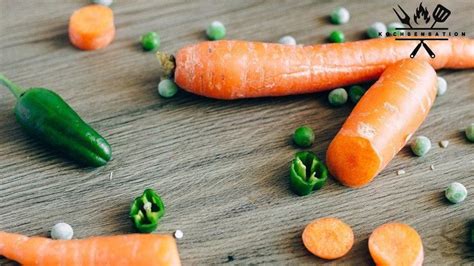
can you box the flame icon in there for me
[414,2,430,24]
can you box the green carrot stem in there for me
[0,74,24,99]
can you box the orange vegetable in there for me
[302,217,354,260]
[0,231,181,266]
[173,37,473,99]
[326,59,437,187]
[369,223,423,266]
[68,5,115,50]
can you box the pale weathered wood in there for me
[0,0,473,265]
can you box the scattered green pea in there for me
[410,136,431,157]
[140,32,160,51]
[293,126,315,148]
[387,22,404,36]
[206,21,226,40]
[92,0,113,6]
[329,30,345,43]
[367,22,386,38]
[436,76,447,96]
[158,79,178,98]
[465,123,474,142]
[348,85,366,103]
[278,35,296,45]
[330,7,350,25]
[445,182,467,204]
[328,88,348,107]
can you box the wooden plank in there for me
[0,0,473,264]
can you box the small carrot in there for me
[326,59,437,187]
[302,217,354,260]
[69,5,115,50]
[369,223,423,266]
[0,231,181,266]
[161,37,473,99]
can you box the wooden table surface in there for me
[1,0,473,264]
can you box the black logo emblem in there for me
[392,3,454,58]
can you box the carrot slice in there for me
[0,231,181,265]
[369,223,424,266]
[68,5,115,50]
[302,217,354,260]
[326,59,437,187]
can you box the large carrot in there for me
[326,59,437,187]
[0,231,181,266]
[368,223,423,266]
[69,5,115,50]
[302,217,354,260]
[165,37,473,99]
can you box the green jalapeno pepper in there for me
[290,151,328,196]
[0,74,111,166]
[130,188,165,233]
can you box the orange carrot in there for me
[172,37,473,99]
[369,223,423,266]
[0,231,181,266]
[326,59,437,187]
[69,5,115,50]
[302,217,354,260]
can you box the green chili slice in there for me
[290,151,328,196]
[130,189,165,233]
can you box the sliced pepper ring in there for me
[290,151,328,196]
[130,188,165,233]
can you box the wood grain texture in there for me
[0,0,473,265]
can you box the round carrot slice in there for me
[302,217,354,260]
[68,5,115,50]
[369,223,424,266]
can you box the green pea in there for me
[328,88,348,107]
[348,85,366,103]
[293,126,315,148]
[329,30,345,43]
[465,123,474,142]
[367,22,386,38]
[410,136,431,157]
[436,76,447,96]
[445,182,467,204]
[387,22,404,36]
[158,79,178,98]
[140,32,160,51]
[206,21,226,40]
[330,7,350,25]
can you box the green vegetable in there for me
[466,123,474,142]
[130,188,165,233]
[329,30,345,43]
[0,74,112,166]
[328,88,348,107]
[470,223,474,245]
[410,136,431,157]
[206,21,226,40]
[348,85,366,103]
[279,35,296,45]
[330,7,350,25]
[367,22,386,38]
[387,22,404,36]
[158,79,179,98]
[140,32,160,51]
[92,0,113,6]
[436,76,447,96]
[445,182,467,204]
[290,151,328,196]
[293,126,315,148]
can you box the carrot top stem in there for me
[156,52,176,78]
[0,74,24,99]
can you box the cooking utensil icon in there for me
[393,5,412,28]
[431,4,451,28]
[410,40,436,58]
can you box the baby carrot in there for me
[69,5,115,50]
[168,37,473,99]
[302,217,354,260]
[326,59,437,187]
[0,231,181,266]
[369,223,423,266]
